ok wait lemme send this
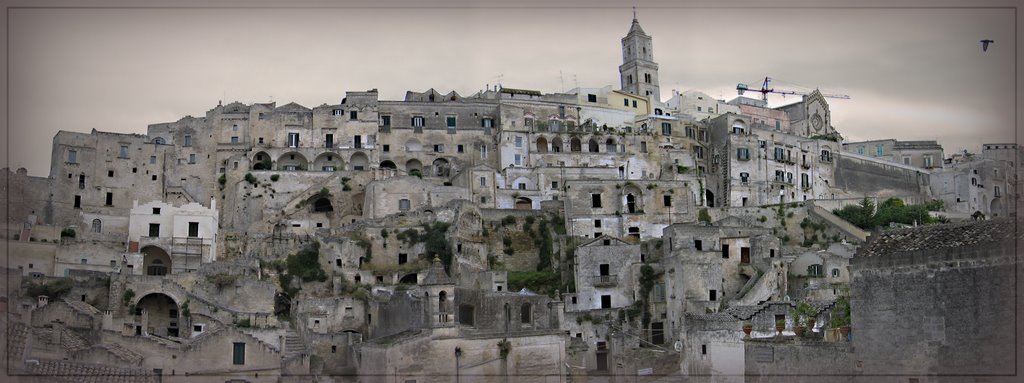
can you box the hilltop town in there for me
[2,15,1020,383]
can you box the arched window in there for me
[520,303,532,324]
[92,219,102,233]
[152,137,165,145]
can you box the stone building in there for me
[126,199,219,275]
[842,139,944,169]
[571,235,643,311]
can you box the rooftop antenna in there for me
[633,5,637,20]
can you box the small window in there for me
[591,193,602,208]
[663,195,672,207]
[68,149,78,163]
[587,94,597,102]
[709,290,717,301]
[350,111,358,120]
[457,144,464,153]
[594,219,602,228]
[188,222,199,238]
[382,144,390,152]
[398,199,411,212]
[232,342,245,365]
[183,135,192,147]
[105,192,113,206]
[412,116,425,127]
[831,268,840,277]
[230,136,239,144]
[446,116,457,129]
[148,223,160,237]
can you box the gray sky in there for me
[4,0,1018,176]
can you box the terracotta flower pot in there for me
[742,325,753,337]
[775,325,784,336]
[807,319,816,331]
[840,326,850,340]
[795,326,806,337]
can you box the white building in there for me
[126,199,219,275]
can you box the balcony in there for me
[592,274,618,287]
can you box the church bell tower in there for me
[619,10,661,102]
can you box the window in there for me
[787,172,793,184]
[801,173,810,188]
[148,223,160,237]
[188,222,199,237]
[697,106,702,112]
[591,193,602,208]
[258,137,264,144]
[807,264,824,277]
[398,253,408,265]
[398,199,410,212]
[709,290,717,301]
[380,115,391,127]
[732,126,744,134]
[325,134,334,148]
[995,186,1001,197]
[412,116,425,127]
[737,148,750,160]
[924,156,933,168]
[594,219,602,228]
[664,195,672,207]
[482,118,494,128]
[875,145,883,156]
[661,122,672,135]
[333,109,343,116]
[92,219,102,233]
[831,268,840,278]
[434,144,444,153]
[152,207,161,214]
[189,154,196,164]
[81,259,87,265]
[640,141,647,152]
[105,192,113,206]
[694,146,704,159]
[601,295,612,309]
[150,155,156,164]
[685,126,695,139]
[521,303,532,324]
[232,343,245,365]
[820,150,832,162]
[288,133,299,148]
[68,150,78,163]
[774,148,785,161]
[722,244,729,259]
[119,145,129,158]
[740,172,749,183]
[183,135,192,147]
[775,170,785,182]
[623,99,630,107]
[857,146,864,155]
[587,94,597,102]
[632,100,637,108]
[457,144,464,153]
[350,110,358,120]
[446,116,457,130]
[903,156,911,165]
[775,120,781,130]
[514,154,522,166]
[480,145,488,159]
[382,144,390,152]
[107,170,114,177]
[354,135,362,149]
[515,136,523,148]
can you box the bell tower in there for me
[619,9,661,102]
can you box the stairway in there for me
[283,329,305,358]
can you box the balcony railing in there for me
[592,274,618,287]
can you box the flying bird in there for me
[980,39,994,52]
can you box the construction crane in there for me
[736,77,850,102]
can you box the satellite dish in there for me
[673,341,683,352]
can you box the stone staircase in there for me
[283,329,305,358]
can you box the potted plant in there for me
[793,312,806,338]
[795,301,815,336]
[742,321,753,338]
[775,318,786,336]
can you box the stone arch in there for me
[405,139,423,152]
[406,159,423,174]
[313,152,344,172]
[152,137,165,145]
[277,152,308,171]
[588,138,600,153]
[570,137,582,152]
[535,136,548,153]
[141,245,171,276]
[379,160,397,169]
[551,137,564,153]
[622,184,643,214]
[135,292,181,337]
[605,138,617,153]
[515,197,533,210]
[458,304,475,326]
[432,158,451,177]
[252,151,272,170]
[350,152,369,171]
[313,197,333,213]
[399,273,417,284]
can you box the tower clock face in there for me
[811,113,823,131]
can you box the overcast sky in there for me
[4,0,1017,176]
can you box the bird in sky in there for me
[980,39,994,52]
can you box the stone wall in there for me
[743,338,853,382]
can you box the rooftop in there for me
[858,218,1017,258]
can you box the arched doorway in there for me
[136,293,180,337]
[551,137,563,153]
[142,246,171,276]
[605,138,617,153]
[277,152,309,171]
[515,197,533,210]
[406,159,423,175]
[379,160,397,169]
[350,152,369,171]
[313,153,343,172]
[313,197,333,212]
[432,158,451,177]
[399,273,417,284]
[570,137,582,152]
[588,139,600,153]
[705,189,715,208]
[252,152,272,170]
[536,136,548,153]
